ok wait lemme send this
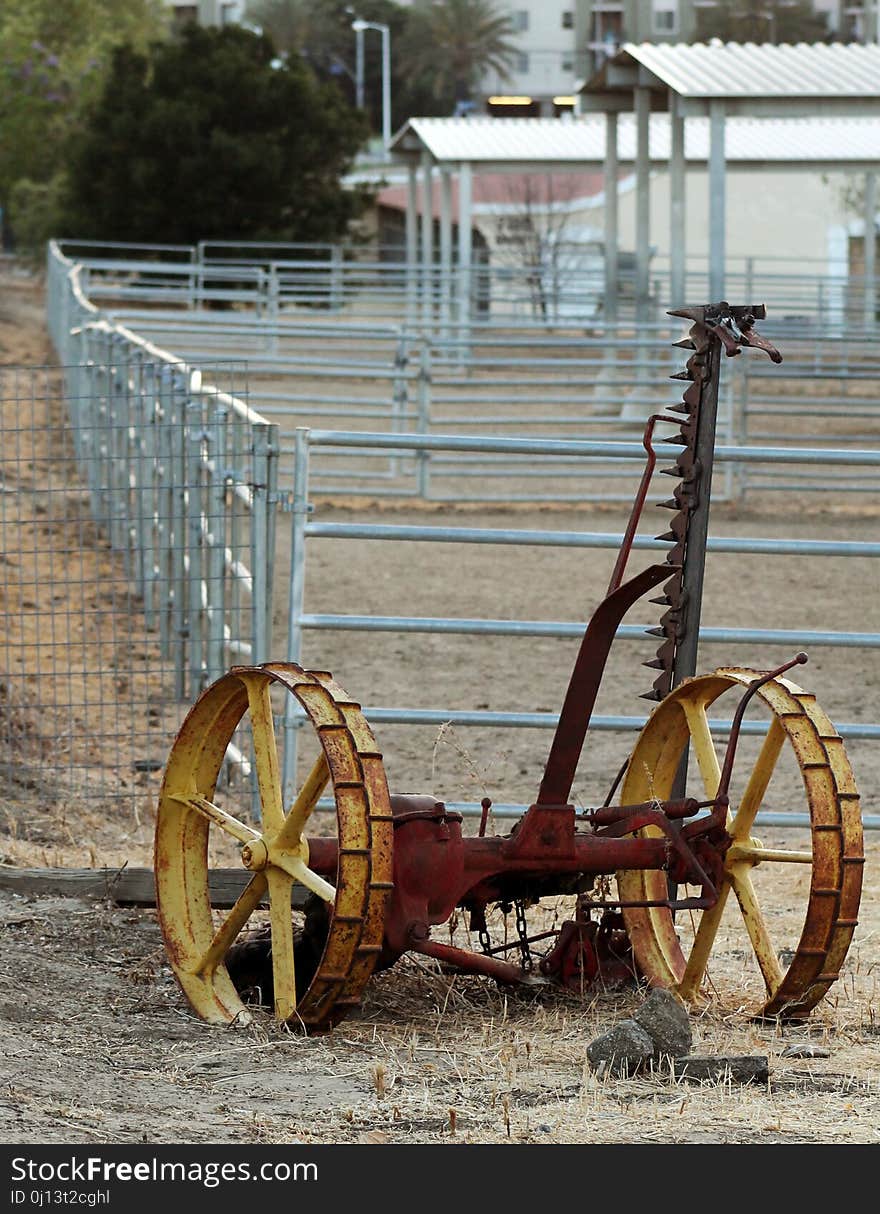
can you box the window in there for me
[652,1,679,35]
[562,10,574,28]
[516,51,530,74]
[171,4,198,25]
[513,10,529,31]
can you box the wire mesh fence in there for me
[0,354,276,821]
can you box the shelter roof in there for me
[578,41,880,117]
[388,114,880,171]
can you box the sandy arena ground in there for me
[1,271,878,1145]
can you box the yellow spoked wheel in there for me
[617,668,864,1019]
[154,662,393,1032]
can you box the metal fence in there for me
[55,238,880,330]
[4,246,280,817]
[107,309,880,503]
[8,242,876,827]
[281,427,880,828]
[49,237,878,505]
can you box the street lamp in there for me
[351,17,391,150]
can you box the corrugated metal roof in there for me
[390,115,880,166]
[609,41,880,99]
[394,118,599,163]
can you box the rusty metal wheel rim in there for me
[154,662,393,1031]
[616,668,863,1019]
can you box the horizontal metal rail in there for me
[300,613,880,649]
[306,428,880,467]
[304,521,880,558]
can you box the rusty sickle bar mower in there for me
[155,304,864,1032]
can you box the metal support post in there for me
[282,427,311,804]
[708,100,727,303]
[634,86,651,329]
[421,151,434,326]
[603,111,619,325]
[669,93,686,307]
[864,170,876,331]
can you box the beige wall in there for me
[615,168,852,273]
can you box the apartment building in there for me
[577,2,878,77]
[160,1,878,117]
[479,4,581,116]
[480,1,877,117]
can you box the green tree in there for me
[0,1,168,211]
[60,24,370,244]
[694,1,831,44]
[398,0,518,110]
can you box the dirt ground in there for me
[1,270,879,1146]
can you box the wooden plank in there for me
[0,865,310,909]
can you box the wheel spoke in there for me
[275,752,330,851]
[266,868,297,1019]
[271,852,337,903]
[727,843,812,865]
[727,864,784,995]
[242,675,285,833]
[193,873,268,977]
[679,697,721,797]
[172,794,258,846]
[729,717,786,841]
[677,878,733,1001]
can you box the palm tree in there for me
[401,0,519,110]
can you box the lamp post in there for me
[351,18,391,149]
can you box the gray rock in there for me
[586,1019,655,1078]
[633,987,692,1060]
[672,1055,769,1084]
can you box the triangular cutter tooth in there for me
[672,338,696,349]
[645,626,668,638]
[656,525,687,544]
[643,658,667,670]
[669,371,693,381]
[649,594,672,605]
[668,306,705,321]
[652,676,673,698]
[659,465,685,477]
[640,690,663,702]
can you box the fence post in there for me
[156,364,174,662]
[416,341,432,499]
[137,354,158,630]
[206,404,229,684]
[330,244,343,312]
[107,334,131,565]
[390,329,410,475]
[251,421,279,664]
[281,426,311,804]
[731,356,748,503]
[267,264,279,355]
[168,370,189,700]
[185,388,206,698]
